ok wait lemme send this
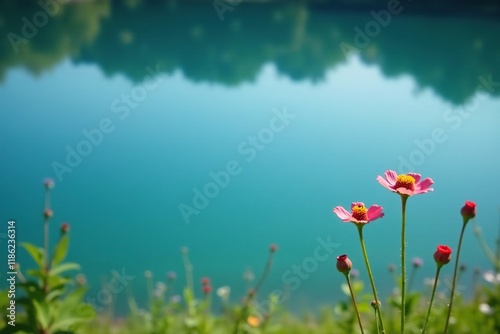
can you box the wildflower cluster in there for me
[332,170,478,334]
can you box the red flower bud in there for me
[461,201,476,223]
[202,285,212,294]
[434,245,452,267]
[269,244,278,252]
[336,254,352,275]
[201,277,210,286]
[60,222,70,234]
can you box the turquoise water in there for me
[1,1,500,315]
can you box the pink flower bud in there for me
[336,254,352,275]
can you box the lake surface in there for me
[1,1,500,316]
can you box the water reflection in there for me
[1,1,499,105]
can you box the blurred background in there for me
[1,0,500,316]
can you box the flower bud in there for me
[412,257,423,268]
[60,222,70,234]
[43,209,53,219]
[269,244,278,253]
[202,285,212,294]
[433,245,452,267]
[336,254,352,275]
[167,271,177,281]
[371,300,381,309]
[43,178,55,190]
[201,277,211,286]
[461,201,476,223]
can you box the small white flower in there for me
[169,295,181,303]
[479,303,493,315]
[217,285,231,298]
[155,282,166,292]
[243,269,255,282]
[483,270,500,284]
[424,277,436,287]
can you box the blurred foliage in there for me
[0,0,499,105]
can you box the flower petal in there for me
[415,177,434,194]
[408,173,421,184]
[367,205,384,221]
[396,187,415,196]
[333,206,352,222]
[384,170,398,186]
[376,175,395,191]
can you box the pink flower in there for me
[376,170,434,196]
[333,202,384,225]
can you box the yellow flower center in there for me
[395,174,416,191]
[352,205,368,221]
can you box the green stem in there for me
[181,248,193,293]
[407,266,417,293]
[43,188,51,294]
[400,195,408,334]
[253,251,275,295]
[496,207,500,274]
[421,266,442,334]
[443,220,468,333]
[345,274,365,334]
[357,225,385,334]
[473,220,499,270]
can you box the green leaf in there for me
[340,282,350,296]
[51,234,69,267]
[49,262,80,276]
[351,280,364,294]
[21,243,45,269]
[26,268,46,281]
[33,299,51,330]
[61,286,87,308]
[405,292,420,316]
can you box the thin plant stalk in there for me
[357,225,385,334]
[400,195,408,334]
[344,274,364,334]
[233,247,276,334]
[473,220,498,270]
[421,266,442,334]
[43,187,52,293]
[496,207,500,274]
[253,250,276,295]
[181,248,193,293]
[443,219,467,333]
[43,187,51,268]
[407,266,418,293]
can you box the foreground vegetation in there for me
[1,173,500,333]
